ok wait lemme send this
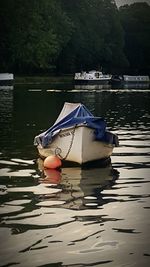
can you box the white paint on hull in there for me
[0,73,14,81]
[37,126,114,164]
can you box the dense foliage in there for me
[0,0,149,75]
[119,2,150,75]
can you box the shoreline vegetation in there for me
[1,1,150,76]
[14,75,74,85]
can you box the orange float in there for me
[43,155,62,169]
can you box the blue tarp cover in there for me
[34,103,118,148]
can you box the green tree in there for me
[57,0,128,73]
[0,0,129,74]
[0,0,73,73]
[119,2,150,74]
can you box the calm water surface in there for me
[0,83,150,267]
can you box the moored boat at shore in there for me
[0,73,14,85]
[111,74,150,85]
[74,70,112,85]
[34,102,119,167]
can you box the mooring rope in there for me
[55,125,76,160]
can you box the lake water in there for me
[0,83,150,267]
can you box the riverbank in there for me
[14,75,73,85]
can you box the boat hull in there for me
[74,70,112,86]
[74,79,111,85]
[111,75,150,86]
[0,73,14,85]
[37,126,115,166]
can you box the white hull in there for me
[37,126,115,165]
[111,75,150,84]
[0,73,14,85]
[74,70,112,85]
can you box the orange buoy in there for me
[43,155,62,169]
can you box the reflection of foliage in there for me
[0,1,149,74]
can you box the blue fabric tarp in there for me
[34,103,118,148]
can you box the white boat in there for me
[74,70,112,85]
[111,75,150,85]
[34,102,119,166]
[0,73,14,85]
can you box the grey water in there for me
[0,83,150,267]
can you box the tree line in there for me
[0,0,150,75]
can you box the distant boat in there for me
[111,75,150,85]
[0,73,14,85]
[74,70,112,85]
[34,102,119,167]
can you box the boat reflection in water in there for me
[37,158,119,210]
[0,85,14,149]
[75,83,150,91]
[74,84,111,91]
[120,83,150,89]
[111,81,150,90]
